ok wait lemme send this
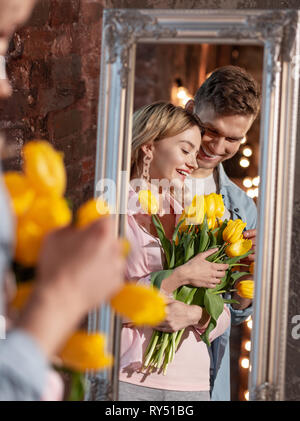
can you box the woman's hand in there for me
[176,249,229,289]
[154,299,209,333]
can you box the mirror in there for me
[86,9,300,401]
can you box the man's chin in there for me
[196,157,221,169]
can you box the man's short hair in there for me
[194,65,261,118]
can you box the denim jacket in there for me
[210,164,257,401]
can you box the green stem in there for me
[143,332,160,367]
[157,334,170,370]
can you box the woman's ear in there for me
[185,99,195,113]
[140,142,154,159]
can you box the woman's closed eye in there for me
[181,149,190,155]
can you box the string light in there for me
[247,318,253,329]
[252,176,260,187]
[247,189,255,198]
[245,340,251,351]
[239,158,250,168]
[241,137,247,144]
[244,391,250,401]
[243,178,253,188]
[242,147,253,157]
[253,187,259,198]
[241,358,250,369]
[171,79,193,107]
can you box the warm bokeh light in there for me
[243,177,253,188]
[252,176,260,187]
[247,319,253,329]
[243,147,253,157]
[247,189,255,198]
[241,137,247,144]
[253,187,259,198]
[245,340,251,351]
[241,357,250,369]
[244,391,250,401]
[240,158,250,168]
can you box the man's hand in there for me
[18,217,125,357]
[243,229,256,263]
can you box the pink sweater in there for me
[119,186,230,391]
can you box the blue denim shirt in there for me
[210,164,257,401]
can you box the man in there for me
[186,65,259,400]
[0,0,125,400]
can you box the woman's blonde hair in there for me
[131,101,201,176]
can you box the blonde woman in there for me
[119,102,230,401]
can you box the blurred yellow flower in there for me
[76,198,110,228]
[23,140,66,197]
[225,239,252,258]
[15,219,44,266]
[25,196,72,233]
[138,190,159,215]
[59,331,113,372]
[215,194,225,219]
[223,219,247,243]
[111,283,166,326]
[237,280,254,299]
[11,281,34,310]
[3,172,35,217]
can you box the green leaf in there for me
[223,298,240,305]
[208,231,217,247]
[198,216,209,253]
[150,269,173,290]
[152,215,172,267]
[176,285,195,303]
[217,219,228,245]
[201,291,224,346]
[230,271,250,282]
[191,287,205,307]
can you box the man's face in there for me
[195,105,255,170]
[0,0,36,99]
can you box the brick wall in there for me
[1,0,104,210]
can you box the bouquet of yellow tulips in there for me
[138,190,253,375]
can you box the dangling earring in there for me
[142,154,152,183]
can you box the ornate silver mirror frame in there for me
[86,9,300,401]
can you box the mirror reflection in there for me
[119,43,263,402]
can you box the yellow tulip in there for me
[204,193,224,219]
[215,194,225,218]
[76,198,110,228]
[204,193,216,219]
[225,239,252,258]
[138,190,159,215]
[59,331,113,372]
[25,196,72,233]
[3,172,35,217]
[110,283,166,326]
[207,217,217,230]
[14,219,44,266]
[249,262,255,274]
[222,219,247,243]
[23,140,66,197]
[236,280,254,299]
[11,281,34,310]
[184,194,205,226]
